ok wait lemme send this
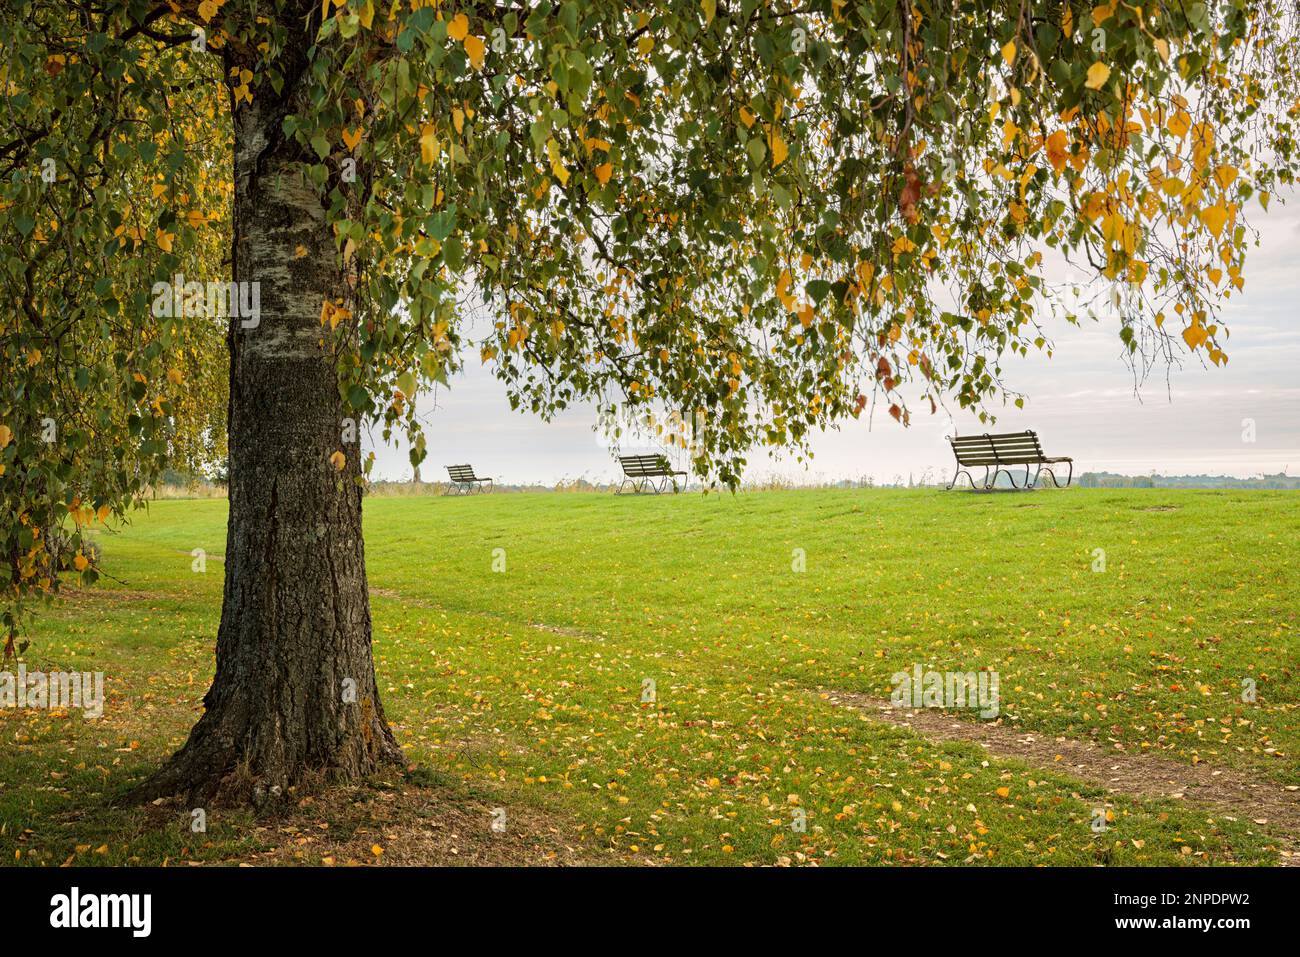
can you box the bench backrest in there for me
[619,454,671,477]
[949,431,1046,465]
[446,464,480,482]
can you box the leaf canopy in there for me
[2,0,1298,624]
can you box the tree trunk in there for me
[131,48,402,806]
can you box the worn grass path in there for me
[821,689,1300,864]
[2,488,1296,866]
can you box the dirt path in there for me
[822,689,1300,865]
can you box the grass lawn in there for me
[2,487,1296,866]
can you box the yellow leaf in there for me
[370,843,384,856]
[1084,62,1111,91]
[294,245,308,259]
[358,0,374,29]
[419,124,438,166]
[1182,322,1209,350]
[702,0,716,25]
[167,368,183,385]
[739,107,755,129]
[73,552,88,572]
[156,229,174,252]
[1153,38,1169,63]
[447,13,469,41]
[995,787,1010,798]
[768,127,788,167]
[1001,41,1017,67]
[1045,129,1069,175]
[186,210,206,228]
[594,163,612,185]
[1200,202,1228,237]
[330,451,347,471]
[342,126,362,151]
[463,34,486,69]
[452,108,465,135]
[775,270,798,314]
[1212,165,1238,190]
[637,36,654,57]
[546,138,570,186]
[0,425,11,448]
[1190,122,1215,170]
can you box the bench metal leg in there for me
[988,466,1019,490]
[946,467,977,490]
[1034,462,1073,488]
[617,472,688,494]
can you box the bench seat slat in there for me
[445,464,490,485]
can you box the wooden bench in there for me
[444,464,493,495]
[946,431,1073,490]
[617,454,687,494]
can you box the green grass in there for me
[2,487,1296,866]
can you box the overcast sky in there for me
[365,194,1300,485]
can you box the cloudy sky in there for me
[365,194,1300,485]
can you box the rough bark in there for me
[130,33,401,806]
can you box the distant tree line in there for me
[1078,472,1300,490]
